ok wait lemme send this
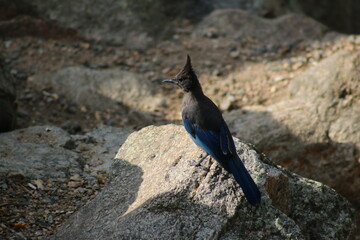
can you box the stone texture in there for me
[71,125,133,172]
[52,124,355,240]
[0,126,81,180]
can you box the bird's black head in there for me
[163,55,202,93]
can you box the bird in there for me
[163,55,261,205]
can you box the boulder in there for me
[52,125,355,240]
[195,9,327,46]
[224,50,360,204]
[33,67,165,113]
[0,56,17,132]
[0,126,81,180]
[0,125,132,181]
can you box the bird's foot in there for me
[190,153,209,167]
[199,153,210,162]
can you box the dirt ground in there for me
[0,17,359,239]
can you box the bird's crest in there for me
[163,54,201,92]
[178,54,195,77]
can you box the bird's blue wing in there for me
[183,117,196,138]
[182,118,231,164]
[219,122,236,155]
[183,118,217,157]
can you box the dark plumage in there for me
[163,55,261,205]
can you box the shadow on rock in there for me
[51,159,144,239]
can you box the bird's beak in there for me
[162,79,177,84]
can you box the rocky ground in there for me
[3,29,358,130]
[0,174,102,239]
[0,10,359,240]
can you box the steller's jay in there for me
[163,55,261,205]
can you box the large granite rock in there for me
[224,50,360,206]
[52,124,355,240]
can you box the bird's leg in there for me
[199,152,209,162]
[190,152,209,167]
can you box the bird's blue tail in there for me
[228,156,261,205]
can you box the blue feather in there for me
[228,158,261,205]
[182,117,261,205]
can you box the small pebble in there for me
[47,215,54,224]
[68,181,82,188]
[274,76,288,82]
[75,187,86,194]
[32,179,45,190]
[43,197,56,204]
[230,50,240,59]
[27,183,37,190]
[70,174,82,181]
[212,69,222,76]
[1,183,8,190]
